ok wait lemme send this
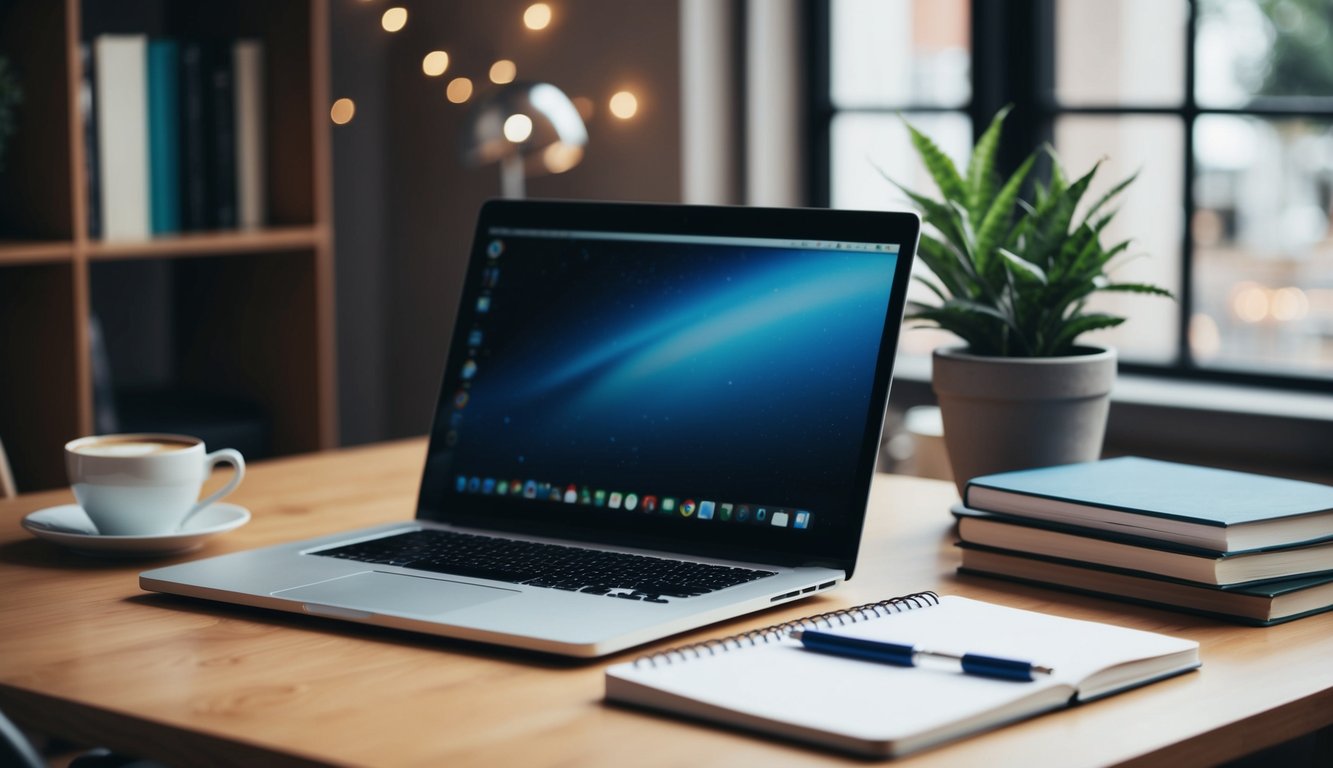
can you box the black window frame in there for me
[809,0,1333,394]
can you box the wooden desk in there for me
[2,440,1331,767]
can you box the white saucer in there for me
[21,503,251,557]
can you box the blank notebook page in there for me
[606,596,1199,751]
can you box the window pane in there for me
[1055,116,1185,364]
[830,111,972,210]
[830,0,970,108]
[1192,115,1333,377]
[1197,0,1333,108]
[1055,0,1187,106]
[830,112,972,356]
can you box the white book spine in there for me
[94,35,150,241]
[233,40,266,229]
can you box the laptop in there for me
[141,200,920,657]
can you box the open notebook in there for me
[605,593,1200,758]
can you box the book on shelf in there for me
[605,592,1199,758]
[85,33,267,239]
[958,544,1333,626]
[964,457,1333,552]
[952,506,1333,587]
[147,39,181,235]
[207,42,237,229]
[233,39,266,229]
[93,34,150,240]
[78,43,101,239]
[179,40,210,231]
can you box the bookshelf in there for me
[0,0,335,491]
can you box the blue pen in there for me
[789,629,1054,682]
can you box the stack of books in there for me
[83,34,266,240]
[954,457,1333,625]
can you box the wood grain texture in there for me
[0,242,75,265]
[83,226,325,260]
[1,439,1331,767]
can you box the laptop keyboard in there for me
[312,530,777,602]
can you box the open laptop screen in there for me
[419,201,917,573]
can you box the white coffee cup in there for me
[65,433,246,536]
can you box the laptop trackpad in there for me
[273,571,519,618]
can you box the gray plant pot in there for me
[932,345,1117,496]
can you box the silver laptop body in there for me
[142,201,920,657]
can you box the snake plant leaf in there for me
[905,302,1008,355]
[998,247,1048,285]
[1099,282,1175,297]
[912,274,950,302]
[916,233,976,297]
[1051,313,1125,353]
[880,170,970,257]
[975,152,1036,277]
[966,105,1012,222]
[1040,162,1100,265]
[949,200,978,256]
[1047,148,1068,197]
[944,297,1023,334]
[905,121,968,205]
[1081,170,1138,229]
[1070,238,1131,283]
[1053,221,1105,282]
[1045,287,1096,327]
[890,107,1171,356]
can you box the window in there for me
[815,0,1333,387]
[817,0,971,357]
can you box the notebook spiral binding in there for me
[632,591,940,668]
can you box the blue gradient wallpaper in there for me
[430,233,900,538]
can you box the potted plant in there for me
[888,107,1171,494]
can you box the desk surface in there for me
[2,440,1331,767]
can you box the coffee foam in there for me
[74,438,194,457]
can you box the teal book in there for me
[148,39,181,234]
[964,457,1333,553]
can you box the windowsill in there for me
[889,354,1333,482]
[893,354,1333,421]
[1109,374,1333,423]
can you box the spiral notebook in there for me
[605,593,1200,758]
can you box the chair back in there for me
[0,709,43,768]
[0,436,15,499]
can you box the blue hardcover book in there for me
[207,43,237,229]
[148,39,181,234]
[79,43,101,238]
[964,457,1333,553]
[179,41,210,231]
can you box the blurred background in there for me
[330,0,683,445]
[328,0,1332,479]
[1,0,1329,492]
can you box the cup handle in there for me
[183,449,246,526]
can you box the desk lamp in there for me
[461,81,588,198]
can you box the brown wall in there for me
[332,0,682,442]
